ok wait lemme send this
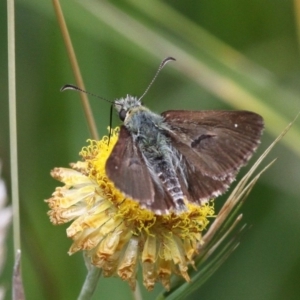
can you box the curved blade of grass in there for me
[76,0,300,157]
[23,0,300,156]
[52,0,99,140]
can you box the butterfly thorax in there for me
[117,97,187,212]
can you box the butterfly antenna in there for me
[61,84,117,144]
[60,84,115,105]
[138,57,176,101]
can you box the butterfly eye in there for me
[119,109,127,121]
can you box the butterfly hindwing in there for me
[177,155,234,204]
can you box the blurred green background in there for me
[1,0,300,299]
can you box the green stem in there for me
[77,266,102,300]
[7,0,21,254]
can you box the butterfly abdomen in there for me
[156,161,187,212]
[127,110,187,212]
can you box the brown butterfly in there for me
[63,57,264,215]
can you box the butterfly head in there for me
[111,57,176,125]
[114,95,145,122]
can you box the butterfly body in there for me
[106,95,264,215]
[112,96,187,214]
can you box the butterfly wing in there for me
[106,110,263,212]
[105,126,175,214]
[162,110,264,203]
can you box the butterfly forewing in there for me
[162,110,264,178]
[105,126,176,214]
[105,127,154,202]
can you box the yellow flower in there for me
[46,128,215,291]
